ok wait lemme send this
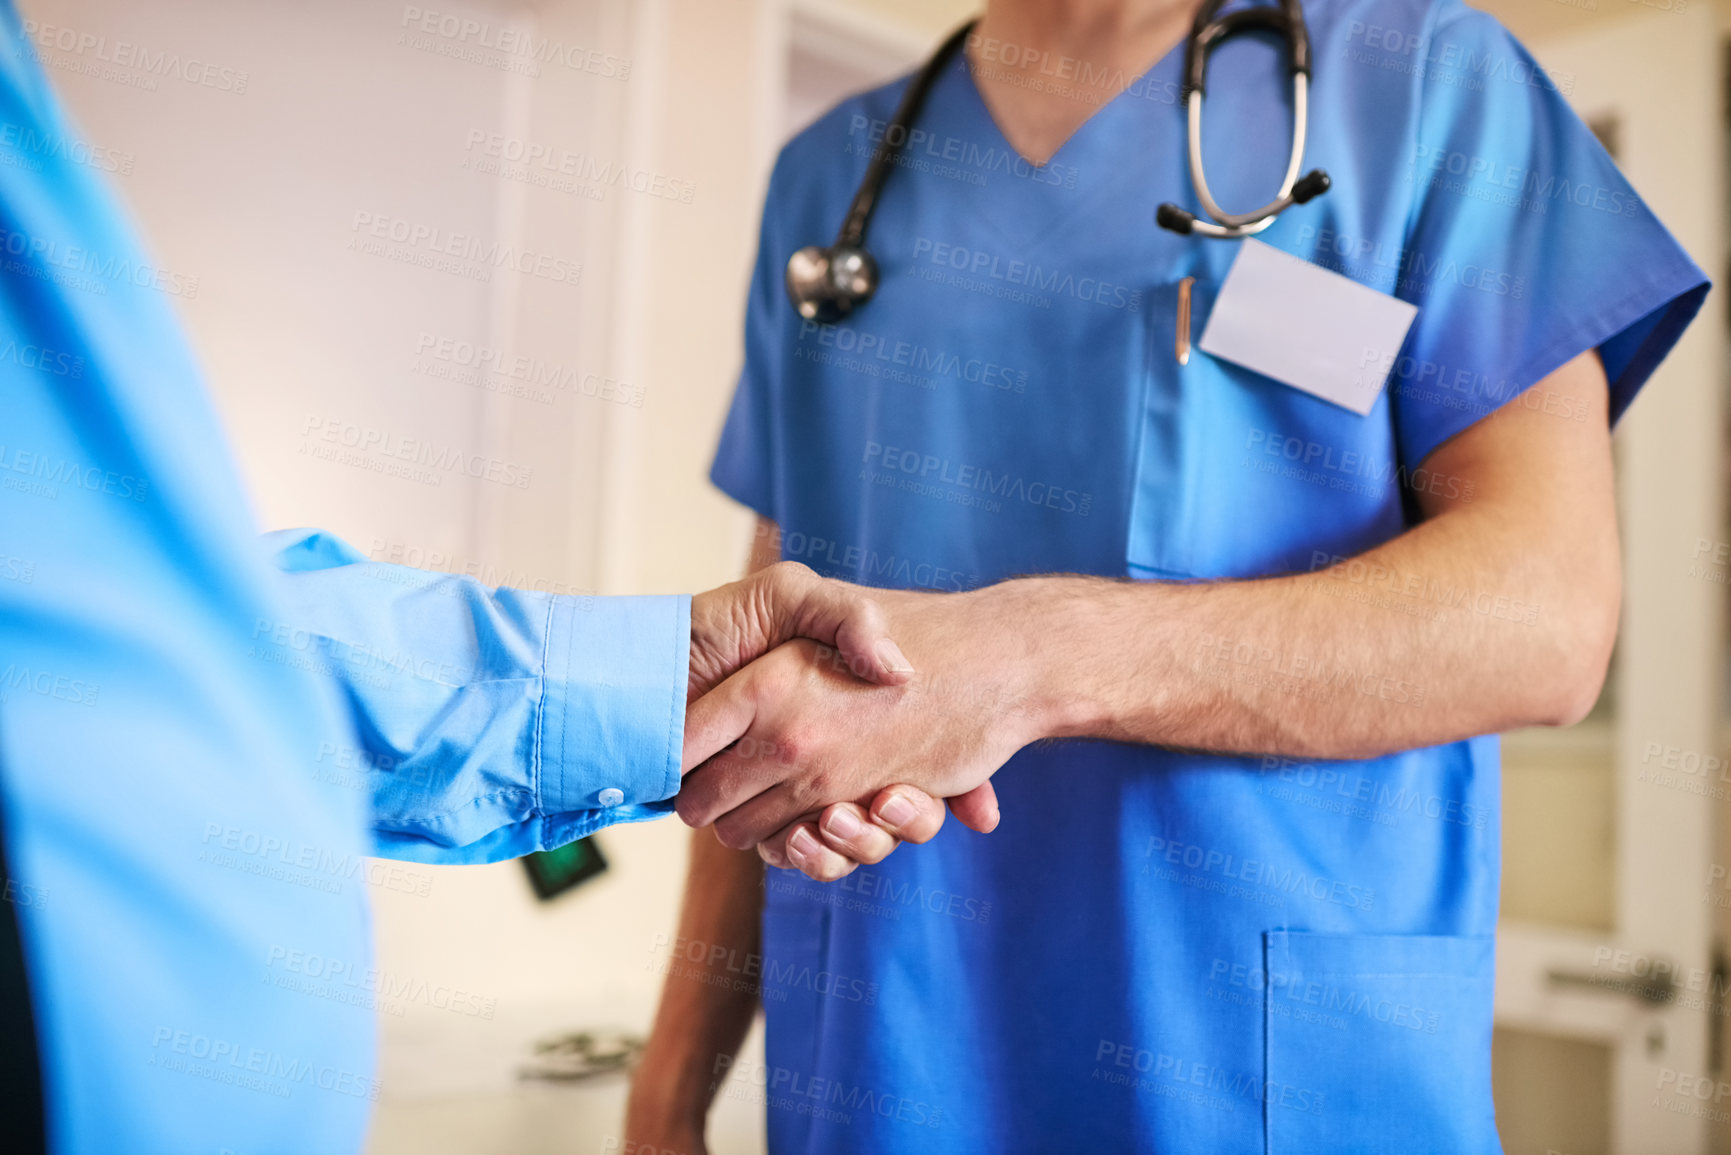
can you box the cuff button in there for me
[598,787,625,807]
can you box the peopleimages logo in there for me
[778,529,980,593]
[349,211,582,286]
[0,338,83,378]
[1408,144,1640,218]
[847,114,1080,189]
[17,20,251,93]
[712,1056,944,1130]
[264,945,497,1019]
[911,237,1141,311]
[1144,834,1376,911]
[1259,755,1493,830]
[399,6,630,79]
[462,130,694,204]
[0,121,133,176]
[149,1027,380,1101]
[0,664,99,707]
[299,415,535,490]
[0,444,149,502]
[0,225,199,298]
[1092,1040,1326,1114]
[965,34,1182,108]
[863,440,1093,517]
[1294,225,1526,299]
[413,333,643,408]
[796,320,1029,394]
[1342,20,1574,96]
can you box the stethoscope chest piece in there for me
[786,244,880,323]
[783,21,972,324]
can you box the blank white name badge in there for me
[1197,239,1419,416]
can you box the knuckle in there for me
[795,769,837,809]
[853,838,891,866]
[673,792,706,828]
[713,819,754,851]
[767,560,814,593]
[760,657,805,700]
[770,729,804,766]
[733,734,774,767]
[808,855,848,883]
[900,823,937,846]
[899,809,942,844]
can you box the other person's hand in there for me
[687,560,912,699]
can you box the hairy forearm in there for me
[993,506,1612,760]
[627,832,763,1130]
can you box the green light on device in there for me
[522,836,607,902]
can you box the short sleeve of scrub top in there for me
[1382,3,1708,468]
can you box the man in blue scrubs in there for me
[629,0,1709,1151]
[0,3,989,1150]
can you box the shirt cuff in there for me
[539,593,690,827]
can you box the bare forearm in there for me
[1003,510,1611,760]
[627,832,763,1130]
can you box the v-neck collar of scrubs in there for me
[959,32,1186,172]
[934,43,1189,251]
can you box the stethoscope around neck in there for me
[1158,0,1331,237]
[785,0,1332,323]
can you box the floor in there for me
[365,998,767,1155]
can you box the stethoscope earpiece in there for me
[785,244,880,323]
[1154,204,1196,235]
[1290,168,1331,204]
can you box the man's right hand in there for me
[686,564,1000,880]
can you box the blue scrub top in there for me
[0,3,689,1149]
[712,0,1707,1151]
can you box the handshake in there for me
[682,562,1036,881]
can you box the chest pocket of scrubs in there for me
[1126,278,1212,580]
[1262,932,1500,1153]
[1126,280,1408,582]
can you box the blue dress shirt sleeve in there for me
[262,528,689,864]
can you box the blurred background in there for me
[18,0,1729,1151]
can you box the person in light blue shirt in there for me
[0,3,995,1151]
[631,0,1710,1151]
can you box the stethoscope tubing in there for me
[785,2,1332,320]
[1185,72,1309,235]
